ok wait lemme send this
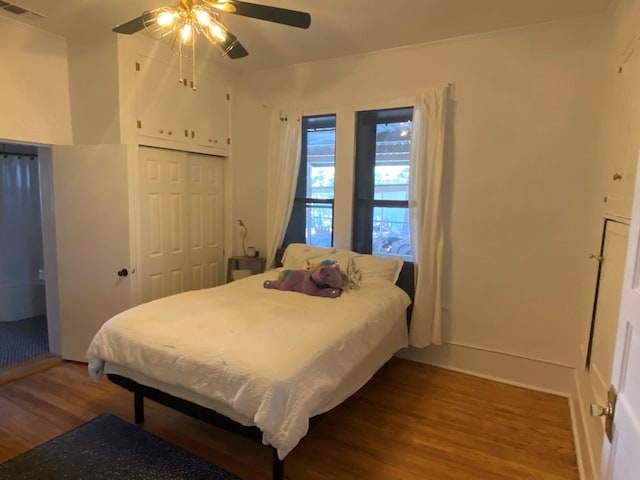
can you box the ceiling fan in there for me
[112,0,311,60]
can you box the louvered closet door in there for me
[138,146,190,301]
[187,153,225,289]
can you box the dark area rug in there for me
[0,315,49,368]
[0,413,241,479]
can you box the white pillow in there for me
[281,243,336,269]
[352,254,404,285]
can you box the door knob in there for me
[590,386,617,443]
[117,268,129,277]
[590,403,613,417]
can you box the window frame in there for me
[352,106,413,256]
[283,114,337,247]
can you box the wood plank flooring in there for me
[0,357,579,479]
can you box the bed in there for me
[86,245,413,479]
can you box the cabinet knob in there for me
[159,129,164,134]
[613,173,622,181]
[589,253,603,262]
[167,130,172,136]
[117,268,129,277]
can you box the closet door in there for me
[138,147,190,301]
[137,147,225,302]
[187,153,225,289]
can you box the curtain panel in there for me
[408,85,451,347]
[265,110,302,268]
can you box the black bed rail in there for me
[107,373,322,480]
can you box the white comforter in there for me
[86,271,410,458]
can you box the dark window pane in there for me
[284,114,336,249]
[353,107,413,261]
[374,121,411,201]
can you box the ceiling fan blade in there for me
[113,11,158,34]
[207,1,311,29]
[221,31,249,59]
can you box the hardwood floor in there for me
[0,357,579,479]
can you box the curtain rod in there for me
[0,152,37,158]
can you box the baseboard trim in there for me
[570,370,592,480]
[396,341,574,397]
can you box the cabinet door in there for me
[134,55,230,155]
[189,75,230,150]
[135,55,184,143]
[604,46,640,219]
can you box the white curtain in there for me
[0,153,43,289]
[408,85,451,347]
[265,110,302,268]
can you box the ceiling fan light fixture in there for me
[156,10,178,27]
[179,22,193,43]
[209,23,227,42]
[193,5,213,26]
[143,6,180,39]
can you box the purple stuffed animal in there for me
[263,262,343,298]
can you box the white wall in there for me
[0,16,72,146]
[232,14,610,391]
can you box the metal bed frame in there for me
[107,260,414,480]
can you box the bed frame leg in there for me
[272,448,284,480]
[134,391,145,424]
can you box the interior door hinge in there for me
[137,120,142,129]
[135,62,140,72]
[227,138,231,145]
[226,93,230,101]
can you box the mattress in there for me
[87,271,411,458]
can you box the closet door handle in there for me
[117,268,129,277]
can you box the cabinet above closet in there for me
[602,37,640,220]
[133,53,231,157]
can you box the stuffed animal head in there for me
[309,261,343,289]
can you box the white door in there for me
[601,160,640,478]
[584,220,629,473]
[51,145,132,362]
[187,153,225,289]
[137,147,225,302]
[137,146,189,301]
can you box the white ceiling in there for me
[3,0,612,72]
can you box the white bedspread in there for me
[86,271,410,458]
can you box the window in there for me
[283,115,336,247]
[353,107,413,260]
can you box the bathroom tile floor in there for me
[0,315,49,368]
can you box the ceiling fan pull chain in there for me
[178,41,184,85]
[192,34,197,91]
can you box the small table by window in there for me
[227,256,266,282]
